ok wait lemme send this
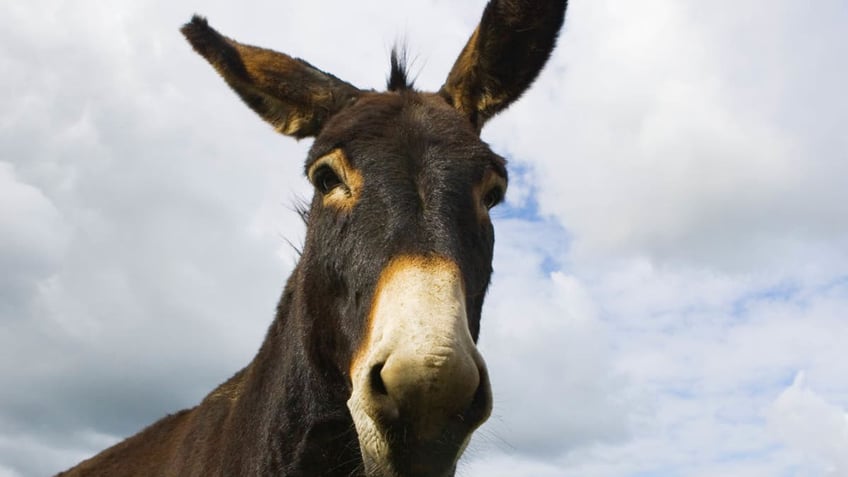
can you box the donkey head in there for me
[182,1,565,475]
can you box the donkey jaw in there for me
[347,255,492,477]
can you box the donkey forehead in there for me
[306,92,506,175]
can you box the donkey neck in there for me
[224,266,359,476]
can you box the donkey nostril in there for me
[464,364,492,426]
[368,362,400,423]
[466,378,489,421]
[370,363,388,396]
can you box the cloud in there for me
[0,466,21,477]
[768,372,848,475]
[0,163,69,312]
[2,0,847,476]
[461,453,569,477]
[0,1,315,473]
[470,217,633,459]
[486,0,848,272]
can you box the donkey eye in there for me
[482,186,504,210]
[312,165,343,194]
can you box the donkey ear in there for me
[181,16,360,138]
[439,0,567,131]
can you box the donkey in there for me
[59,1,567,476]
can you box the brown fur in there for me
[180,17,360,138]
[441,0,568,130]
[59,2,567,476]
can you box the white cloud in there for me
[486,0,848,272]
[471,218,633,459]
[461,453,568,477]
[768,372,848,475]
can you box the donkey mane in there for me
[388,48,414,92]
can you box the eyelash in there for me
[311,165,343,194]
[482,186,504,210]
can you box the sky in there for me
[1,0,847,476]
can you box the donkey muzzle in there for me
[348,255,492,476]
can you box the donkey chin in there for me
[347,256,493,477]
[348,367,493,477]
